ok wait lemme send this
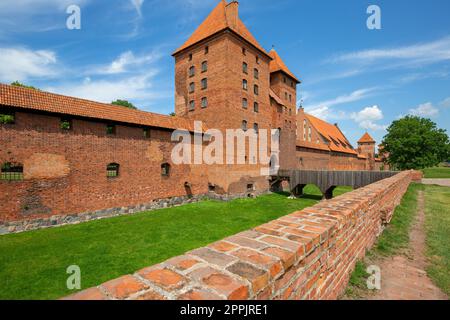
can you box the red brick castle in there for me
[0,1,385,232]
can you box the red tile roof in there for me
[358,132,375,143]
[269,49,300,83]
[296,140,330,152]
[0,84,203,132]
[305,113,357,155]
[173,0,267,56]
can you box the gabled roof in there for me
[269,49,300,83]
[358,132,375,143]
[173,0,267,56]
[305,113,357,155]
[0,84,203,132]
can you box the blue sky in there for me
[0,0,449,146]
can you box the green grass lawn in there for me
[0,185,351,300]
[422,166,450,179]
[423,184,450,296]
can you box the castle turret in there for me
[357,132,376,159]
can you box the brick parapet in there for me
[63,170,415,300]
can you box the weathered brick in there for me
[227,262,269,294]
[231,248,283,278]
[189,247,237,267]
[101,275,148,299]
[178,289,223,300]
[137,268,186,290]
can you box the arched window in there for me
[189,66,195,77]
[201,97,208,108]
[189,82,195,93]
[107,163,119,178]
[253,123,259,134]
[201,61,208,72]
[254,68,259,79]
[1,162,23,181]
[161,163,171,177]
[254,85,259,95]
[201,78,208,90]
[242,120,248,132]
[253,102,259,113]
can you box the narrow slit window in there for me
[254,102,259,113]
[189,100,195,111]
[201,78,208,90]
[242,62,248,74]
[242,120,248,132]
[242,98,248,109]
[254,68,259,79]
[201,61,208,72]
[189,82,195,93]
[242,79,248,90]
[189,66,195,77]
[254,85,259,95]
[106,124,116,135]
[201,97,208,108]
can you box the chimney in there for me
[226,1,239,29]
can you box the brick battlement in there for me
[64,170,417,300]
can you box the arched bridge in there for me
[271,170,399,199]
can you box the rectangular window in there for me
[242,79,248,90]
[143,127,150,138]
[254,102,259,113]
[189,66,195,77]
[189,100,195,111]
[0,112,15,124]
[201,61,208,72]
[106,124,116,135]
[205,46,209,54]
[201,78,208,90]
[256,56,259,64]
[254,68,259,79]
[254,85,259,95]
[242,62,248,74]
[242,47,246,55]
[289,94,292,102]
[189,82,195,93]
[253,123,259,134]
[201,97,208,108]
[60,118,72,131]
[242,98,248,109]
[1,162,23,181]
[188,53,193,61]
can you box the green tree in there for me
[10,81,39,90]
[169,112,176,117]
[111,99,137,110]
[381,116,450,170]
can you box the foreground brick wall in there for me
[65,170,415,300]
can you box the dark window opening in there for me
[242,120,248,132]
[143,127,150,138]
[242,79,248,90]
[208,183,216,192]
[106,124,116,135]
[189,82,195,93]
[0,112,15,124]
[254,68,259,79]
[205,46,209,54]
[247,183,254,191]
[254,85,259,95]
[189,100,195,111]
[189,66,195,77]
[242,98,248,109]
[161,163,171,177]
[201,61,208,72]
[201,97,208,108]
[60,118,72,131]
[107,163,119,178]
[1,162,23,181]
[188,53,193,61]
[201,78,208,90]
[254,102,259,113]
[242,62,248,74]
[253,123,259,134]
[256,56,259,64]
[242,47,246,55]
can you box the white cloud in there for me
[331,36,450,66]
[409,102,439,117]
[94,50,160,75]
[44,72,163,104]
[440,97,450,108]
[0,47,58,82]
[305,87,376,111]
[130,0,145,17]
[351,105,387,131]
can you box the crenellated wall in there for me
[64,170,417,300]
